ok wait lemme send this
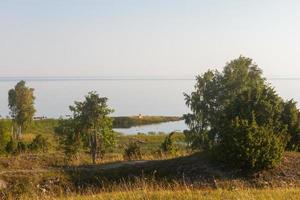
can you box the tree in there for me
[219,116,286,171]
[8,81,36,139]
[185,56,291,171]
[55,118,83,159]
[56,92,115,164]
[184,56,266,150]
[281,100,300,151]
[218,87,288,171]
[183,70,219,150]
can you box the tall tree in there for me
[8,81,36,138]
[56,92,115,164]
[185,56,290,171]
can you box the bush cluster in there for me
[184,56,300,171]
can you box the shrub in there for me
[160,132,178,155]
[16,141,27,154]
[218,118,287,171]
[5,139,27,154]
[124,141,142,160]
[29,134,49,152]
[0,120,10,153]
[5,139,17,154]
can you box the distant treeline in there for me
[112,116,182,128]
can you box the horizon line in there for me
[1,76,300,81]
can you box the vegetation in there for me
[60,188,300,200]
[113,116,181,128]
[8,81,36,139]
[1,56,300,199]
[123,140,142,160]
[184,56,300,171]
[160,132,178,155]
[55,92,115,164]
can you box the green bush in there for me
[160,132,178,155]
[124,141,142,160]
[5,139,17,154]
[29,134,49,152]
[16,141,27,154]
[0,120,10,153]
[218,118,286,171]
[5,139,27,154]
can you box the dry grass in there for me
[57,188,300,200]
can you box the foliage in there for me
[28,134,49,152]
[16,141,27,154]
[185,56,291,171]
[8,80,36,138]
[281,100,300,151]
[5,138,17,154]
[113,116,181,128]
[124,140,142,160]
[218,116,286,171]
[56,92,115,163]
[0,120,10,153]
[5,139,27,154]
[160,132,178,155]
[55,118,83,159]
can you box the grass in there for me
[0,151,300,199]
[1,119,300,199]
[60,188,300,200]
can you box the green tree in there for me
[185,56,290,171]
[281,100,300,151]
[8,81,36,139]
[55,118,83,159]
[184,70,217,150]
[218,86,288,171]
[184,57,266,150]
[56,92,115,164]
[219,116,286,171]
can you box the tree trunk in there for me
[91,131,97,164]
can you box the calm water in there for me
[114,120,187,135]
[0,79,194,118]
[0,78,299,125]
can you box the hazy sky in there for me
[1,0,300,77]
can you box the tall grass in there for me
[60,188,300,200]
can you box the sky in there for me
[1,0,300,78]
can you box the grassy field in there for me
[1,119,300,200]
[60,188,300,200]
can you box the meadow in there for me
[0,119,299,199]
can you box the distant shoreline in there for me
[0,76,195,82]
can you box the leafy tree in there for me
[56,92,115,164]
[281,100,300,151]
[218,87,288,171]
[8,81,36,139]
[184,70,219,150]
[185,56,291,171]
[55,118,82,159]
[184,57,266,150]
[219,116,286,171]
